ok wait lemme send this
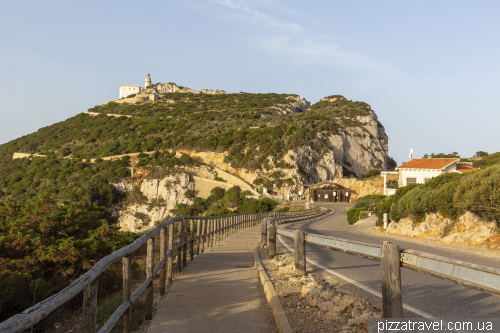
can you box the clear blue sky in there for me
[1,0,498,165]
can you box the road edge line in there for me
[254,244,293,333]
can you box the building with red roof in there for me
[395,158,477,186]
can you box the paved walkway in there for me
[146,225,274,333]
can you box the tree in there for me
[0,196,137,321]
[475,151,488,158]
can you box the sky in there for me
[1,0,499,165]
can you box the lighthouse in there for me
[145,73,152,88]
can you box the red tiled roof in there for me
[456,165,477,173]
[396,158,459,170]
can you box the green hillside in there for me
[0,93,378,173]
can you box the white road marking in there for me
[278,234,434,318]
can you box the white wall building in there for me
[119,85,142,99]
[118,74,152,99]
[396,158,476,187]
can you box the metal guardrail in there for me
[1,207,320,333]
[263,211,500,317]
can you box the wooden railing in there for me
[0,208,321,333]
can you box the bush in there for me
[375,183,421,225]
[210,187,225,200]
[347,207,365,225]
[354,195,385,209]
[398,187,438,218]
[359,169,381,179]
[253,178,265,186]
[453,165,500,222]
[220,186,242,207]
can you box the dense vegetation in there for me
[348,165,500,229]
[0,197,139,321]
[0,93,382,174]
[170,185,280,217]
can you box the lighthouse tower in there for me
[145,73,152,88]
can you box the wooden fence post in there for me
[294,230,306,276]
[260,219,267,248]
[222,217,227,240]
[167,223,173,285]
[381,241,403,318]
[208,219,214,247]
[146,238,154,320]
[182,219,187,267]
[189,219,194,261]
[196,219,201,255]
[82,278,98,333]
[268,225,276,258]
[201,220,206,253]
[160,228,166,296]
[215,219,219,244]
[123,256,131,333]
[177,221,182,273]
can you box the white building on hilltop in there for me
[119,74,152,99]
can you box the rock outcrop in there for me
[116,173,194,232]
[153,82,195,94]
[261,110,388,195]
[385,211,497,245]
[260,96,311,118]
[197,89,228,95]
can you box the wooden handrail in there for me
[0,208,317,333]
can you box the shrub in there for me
[220,186,242,207]
[253,178,265,186]
[398,187,438,219]
[347,207,365,225]
[359,169,381,179]
[354,195,385,209]
[453,165,500,223]
[210,187,225,200]
[184,189,196,198]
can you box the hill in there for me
[0,89,391,200]
[0,85,394,320]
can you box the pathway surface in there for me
[147,225,275,333]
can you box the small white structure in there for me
[119,85,142,99]
[381,171,399,195]
[118,73,152,99]
[396,158,476,187]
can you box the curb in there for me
[253,245,293,333]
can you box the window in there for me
[424,178,432,183]
[406,177,417,185]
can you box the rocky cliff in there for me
[115,173,194,232]
[385,211,499,246]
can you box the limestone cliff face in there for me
[385,212,497,246]
[114,174,194,232]
[265,110,389,195]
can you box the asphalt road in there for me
[277,203,500,318]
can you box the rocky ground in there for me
[258,245,382,333]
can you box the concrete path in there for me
[146,225,275,333]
